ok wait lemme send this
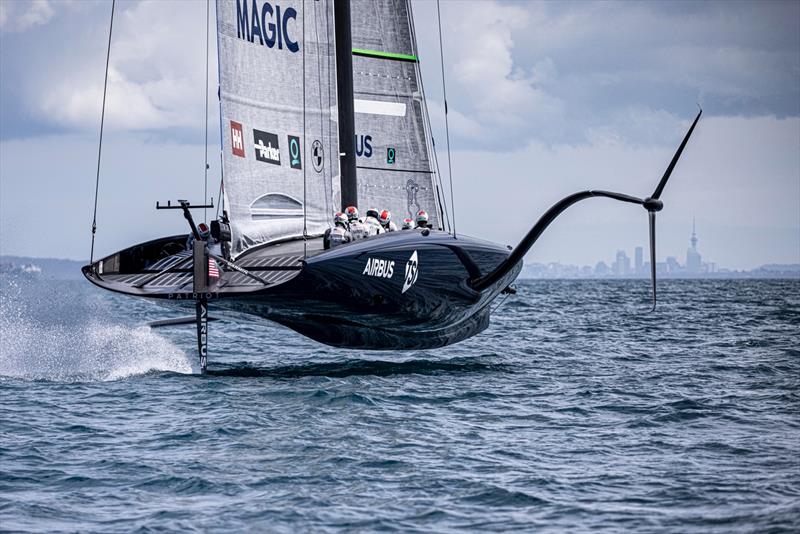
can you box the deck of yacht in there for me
[87,237,325,296]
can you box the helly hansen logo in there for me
[253,129,281,165]
[231,121,245,157]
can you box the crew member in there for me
[186,222,212,250]
[415,210,431,229]
[379,209,397,232]
[401,218,414,230]
[328,212,351,248]
[364,208,384,236]
[345,205,368,241]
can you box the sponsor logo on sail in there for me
[356,134,372,158]
[236,0,299,53]
[387,147,396,165]
[362,257,395,279]
[253,129,281,165]
[402,250,419,293]
[230,121,245,157]
[288,135,301,169]
[406,179,420,219]
[311,140,324,172]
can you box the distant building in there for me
[634,246,644,276]
[594,261,610,276]
[666,256,681,274]
[686,218,702,274]
[614,250,631,276]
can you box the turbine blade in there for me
[652,108,702,200]
[649,210,657,311]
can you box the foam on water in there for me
[0,276,193,381]
[0,320,194,381]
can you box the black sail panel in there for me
[350,0,444,228]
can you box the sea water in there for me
[1,274,798,531]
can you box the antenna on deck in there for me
[156,199,215,239]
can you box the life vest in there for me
[349,220,369,241]
[364,216,383,236]
[329,225,351,247]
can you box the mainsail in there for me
[350,0,445,228]
[217,0,338,257]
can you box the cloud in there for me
[415,0,800,150]
[417,0,563,146]
[0,0,54,32]
[21,0,216,133]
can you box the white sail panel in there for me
[217,0,338,257]
[350,0,445,228]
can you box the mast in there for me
[334,0,357,210]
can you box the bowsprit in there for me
[236,0,299,52]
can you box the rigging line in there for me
[203,0,210,223]
[436,0,456,238]
[90,0,115,265]
[313,0,329,218]
[302,0,307,259]
[325,0,334,212]
[215,178,223,219]
[212,0,225,221]
[406,0,450,232]
[320,2,334,212]
[313,2,324,143]
[491,290,512,314]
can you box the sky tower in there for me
[686,218,702,274]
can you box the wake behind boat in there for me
[83,0,701,372]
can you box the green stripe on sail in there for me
[352,48,418,62]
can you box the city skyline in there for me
[521,219,799,279]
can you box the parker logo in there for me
[402,250,418,293]
[236,0,299,53]
[253,129,281,165]
[288,135,301,169]
[362,257,394,279]
[230,121,245,157]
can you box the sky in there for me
[0,0,798,270]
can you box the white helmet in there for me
[345,205,359,221]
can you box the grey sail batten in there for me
[217,0,338,258]
[349,0,445,228]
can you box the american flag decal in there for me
[208,258,220,279]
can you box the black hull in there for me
[84,230,520,350]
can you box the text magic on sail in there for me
[236,0,299,53]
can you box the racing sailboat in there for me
[83,0,701,372]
